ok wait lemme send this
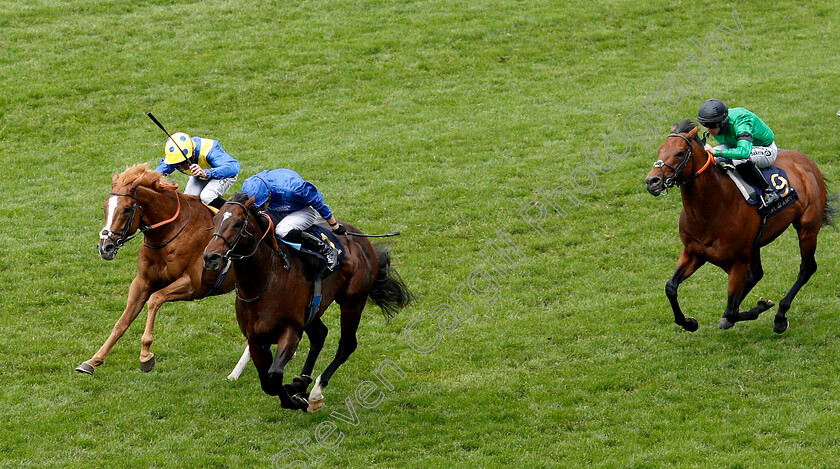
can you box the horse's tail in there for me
[823,192,838,227]
[368,246,414,321]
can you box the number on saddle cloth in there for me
[720,161,798,215]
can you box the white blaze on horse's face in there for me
[222,212,233,223]
[100,195,119,240]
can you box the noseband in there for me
[652,133,714,190]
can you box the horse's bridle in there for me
[652,132,713,190]
[210,201,268,260]
[101,191,143,250]
[210,201,280,302]
[101,189,186,252]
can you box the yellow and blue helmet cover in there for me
[164,132,196,164]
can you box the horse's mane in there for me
[672,119,696,134]
[672,119,706,146]
[230,192,250,204]
[114,163,178,191]
[229,192,269,231]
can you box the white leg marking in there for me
[309,375,324,402]
[227,344,251,380]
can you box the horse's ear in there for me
[245,195,256,208]
[112,172,120,186]
[687,126,699,138]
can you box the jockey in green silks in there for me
[697,98,780,207]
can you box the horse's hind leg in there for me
[284,317,328,398]
[268,326,308,410]
[76,276,151,374]
[720,261,750,329]
[308,300,364,412]
[774,229,819,333]
[666,250,705,332]
[735,250,775,322]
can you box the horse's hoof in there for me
[719,317,735,330]
[307,398,324,413]
[75,362,95,375]
[683,317,698,332]
[758,297,775,308]
[774,318,789,334]
[140,356,156,373]
[289,394,309,411]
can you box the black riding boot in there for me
[737,161,779,207]
[208,197,227,209]
[300,231,339,270]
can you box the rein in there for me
[652,133,715,190]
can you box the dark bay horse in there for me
[202,193,413,412]
[76,164,236,374]
[645,120,833,333]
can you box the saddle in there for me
[277,225,346,279]
[717,160,798,217]
[204,204,219,216]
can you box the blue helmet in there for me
[241,176,270,207]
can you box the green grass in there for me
[2,0,840,467]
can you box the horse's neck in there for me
[232,241,299,298]
[678,167,733,224]
[135,186,190,240]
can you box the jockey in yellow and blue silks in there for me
[241,169,345,270]
[154,132,240,209]
[697,99,780,207]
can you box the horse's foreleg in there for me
[284,317,328,397]
[720,261,749,330]
[774,232,818,333]
[308,301,364,412]
[139,275,196,372]
[249,340,274,395]
[666,250,705,332]
[76,276,151,374]
[268,326,306,410]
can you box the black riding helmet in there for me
[697,98,729,128]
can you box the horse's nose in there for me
[99,241,117,260]
[645,175,663,196]
[204,252,223,271]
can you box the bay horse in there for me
[645,120,834,333]
[202,193,413,412]
[76,164,236,374]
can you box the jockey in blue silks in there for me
[241,169,345,270]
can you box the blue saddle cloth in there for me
[278,225,346,327]
[719,162,798,217]
[279,224,346,278]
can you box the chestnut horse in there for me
[76,164,236,374]
[202,193,413,412]
[645,120,834,333]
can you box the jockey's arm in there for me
[203,144,240,179]
[716,134,753,160]
[153,160,176,175]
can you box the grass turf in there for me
[2,0,840,467]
